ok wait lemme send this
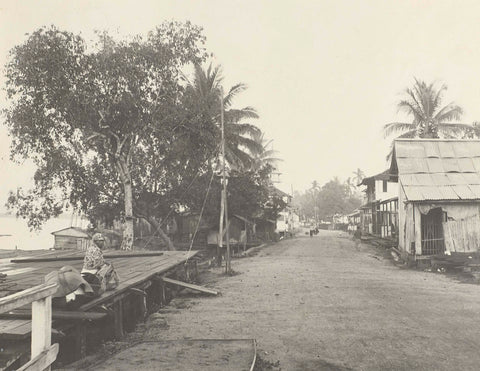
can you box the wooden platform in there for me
[0,249,198,357]
[0,249,197,299]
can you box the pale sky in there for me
[2,0,480,203]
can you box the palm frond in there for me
[223,83,247,108]
[437,122,472,137]
[434,103,463,122]
[397,100,425,121]
[234,135,264,155]
[226,122,261,136]
[260,149,281,158]
[224,107,259,122]
[386,129,417,161]
[431,83,447,114]
[226,146,254,170]
[403,88,425,119]
[397,129,417,138]
[383,122,414,138]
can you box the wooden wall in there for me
[443,216,480,253]
[54,236,89,250]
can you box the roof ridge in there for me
[394,138,480,142]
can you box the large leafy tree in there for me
[4,22,208,250]
[293,178,362,221]
[383,79,471,139]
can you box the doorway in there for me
[421,207,445,255]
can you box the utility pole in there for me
[218,87,231,274]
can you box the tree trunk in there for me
[116,157,134,251]
[121,179,134,250]
[147,216,175,251]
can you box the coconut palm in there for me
[383,79,471,140]
[249,131,283,172]
[186,63,263,170]
[352,168,365,186]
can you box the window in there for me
[383,180,388,192]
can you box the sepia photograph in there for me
[1,1,480,370]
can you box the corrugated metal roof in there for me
[393,139,480,201]
[51,227,90,238]
[358,169,391,186]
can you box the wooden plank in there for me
[0,267,37,276]
[1,251,197,313]
[18,343,59,371]
[0,318,29,332]
[0,321,31,339]
[0,309,107,321]
[0,283,57,314]
[79,252,198,311]
[160,276,219,296]
[11,251,165,263]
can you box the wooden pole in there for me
[244,219,247,252]
[219,86,231,274]
[224,186,231,274]
[217,87,225,267]
[217,184,224,267]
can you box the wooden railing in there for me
[0,282,58,371]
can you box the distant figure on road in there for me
[309,229,313,238]
[353,225,362,250]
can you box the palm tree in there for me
[311,181,320,224]
[345,177,355,196]
[352,168,365,186]
[186,63,263,170]
[249,131,283,172]
[383,79,471,140]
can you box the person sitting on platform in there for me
[81,233,119,296]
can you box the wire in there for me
[140,170,200,249]
[141,143,221,250]
[184,166,216,265]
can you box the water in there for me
[0,214,81,251]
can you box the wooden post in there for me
[217,86,226,268]
[113,299,124,339]
[73,322,87,360]
[224,187,231,274]
[244,220,247,252]
[218,85,232,275]
[0,283,58,371]
[217,187,225,266]
[31,296,52,360]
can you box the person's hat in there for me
[45,265,94,298]
[92,233,105,241]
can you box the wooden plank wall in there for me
[443,216,480,253]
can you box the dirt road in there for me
[96,230,480,370]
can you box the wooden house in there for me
[358,169,398,238]
[51,227,90,250]
[207,214,255,247]
[390,139,480,260]
[347,210,361,233]
[174,212,211,245]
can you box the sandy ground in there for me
[91,230,480,370]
